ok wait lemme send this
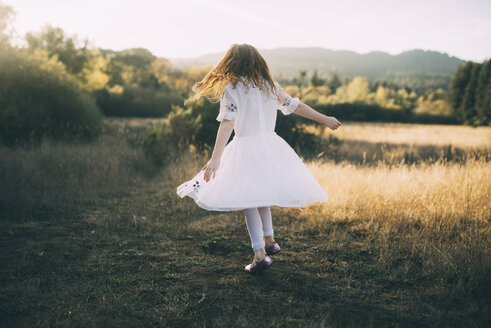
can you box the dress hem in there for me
[178,191,329,212]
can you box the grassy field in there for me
[1,120,490,327]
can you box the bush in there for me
[134,105,202,165]
[314,102,460,125]
[94,85,184,117]
[0,47,104,145]
[314,102,406,122]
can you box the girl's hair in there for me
[190,43,281,103]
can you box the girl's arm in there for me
[202,119,235,182]
[211,119,234,160]
[275,81,341,130]
[291,103,341,130]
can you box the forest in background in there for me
[0,1,490,153]
[171,47,465,92]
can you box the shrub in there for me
[0,47,103,145]
[135,105,202,165]
[94,85,184,117]
[314,102,460,125]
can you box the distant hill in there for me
[169,47,466,91]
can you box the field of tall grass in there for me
[163,121,491,326]
[0,123,159,221]
[1,120,489,327]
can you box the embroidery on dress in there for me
[282,95,292,107]
[225,103,237,112]
[192,180,200,193]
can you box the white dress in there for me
[176,78,329,211]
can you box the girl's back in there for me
[218,77,299,138]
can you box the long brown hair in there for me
[190,43,280,103]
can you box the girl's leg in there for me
[243,207,266,260]
[257,206,276,247]
[257,206,274,237]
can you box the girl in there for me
[177,43,341,273]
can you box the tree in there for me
[475,59,491,125]
[0,2,14,47]
[310,69,326,87]
[328,73,342,92]
[25,25,109,91]
[448,61,473,122]
[448,60,491,126]
[100,48,161,89]
[460,62,481,124]
[26,25,89,75]
[346,77,369,103]
[292,70,307,98]
[374,85,389,107]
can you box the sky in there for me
[5,0,491,62]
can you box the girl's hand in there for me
[201,158,220,182]
[323,116,342,130]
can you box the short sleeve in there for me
[216,86,238,122]
[274,81,300,115]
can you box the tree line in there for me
[0,2,489,149]
[448,61,490,126]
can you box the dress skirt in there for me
[176,131,329,211]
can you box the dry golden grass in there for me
[300,121,490,168]
[104,117,168,130]
[306,121,491,148]
[304,157,490,225]
[0,128,158,221]
[297,123,489,293]
[171,121,490,290]
[302,122,490,229]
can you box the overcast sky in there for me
[5,0,491,62]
